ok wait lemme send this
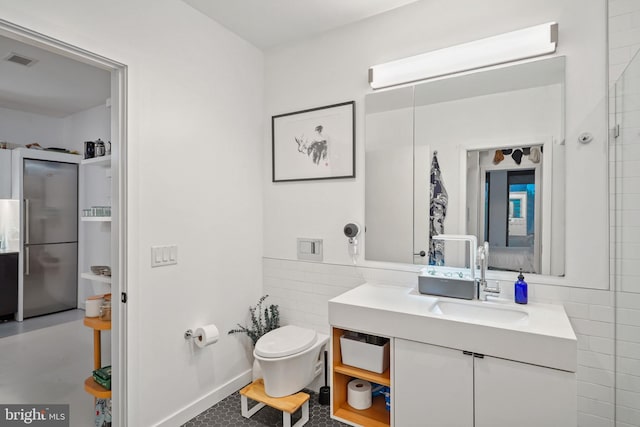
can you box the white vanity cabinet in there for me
[474,354,576,427]
[394,339,473,426]
[394,338,576,427]
[329,284,577,427]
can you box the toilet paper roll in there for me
[347,379,372,410]
[195,324,219,348]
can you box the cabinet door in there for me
[0,253,18,317]
[475,356,576,427]
[395,339,473,427]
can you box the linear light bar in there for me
[369,22,558,90]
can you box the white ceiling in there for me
[183,0,423,49]
[0,1,418,118]
[0,36,110,118]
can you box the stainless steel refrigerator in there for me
[23,159,78,318]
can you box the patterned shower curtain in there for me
[429,152,448,265]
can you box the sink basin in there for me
[430,300,528,324]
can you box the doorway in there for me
[0,19,128,426]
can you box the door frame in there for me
[0,19,129,426]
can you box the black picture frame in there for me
[272,101,355,182]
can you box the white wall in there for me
[0,106,66,148]
[263,1,612,426]
[0,102,108,152]
[264,0,609,290]
[64,104,110,153]
[0,1,264,426]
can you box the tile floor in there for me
[183,389,348,427]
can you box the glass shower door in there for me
[613,49,640,427]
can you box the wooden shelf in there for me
[84,317,111,400]
[334,396,390,427]
[81,155,111,166]
[81,216,111,222]
[84,377,111,399]
[334,363,390,386]
[83,317,111,331]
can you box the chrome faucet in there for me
[477,242,500,300]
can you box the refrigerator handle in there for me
[24,198,30,245]
[25,246,30,276]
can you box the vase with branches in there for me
[228,295,280,346]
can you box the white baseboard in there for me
[154,369,252,427]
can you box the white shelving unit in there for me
[78,153,112,306]
[81,217,111,222]
[80,272,112,284]
[81,155,111,166]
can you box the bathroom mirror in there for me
[365,56,565,276]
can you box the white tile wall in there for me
[610,0,640,85]
[611,1,640,425]
[263,257,616,426]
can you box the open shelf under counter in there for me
[331,326,392,426]
[81,272,111,284]
[334,362,390,386]
[334,396,390,427]
[81,155,111,166]
[81,216,111,222]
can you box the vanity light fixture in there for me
[368,22,558,89]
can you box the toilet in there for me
[254,325,329,398]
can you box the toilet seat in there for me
[255,325,317,358]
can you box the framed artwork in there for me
[272,101,355,182]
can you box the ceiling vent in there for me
[4,52,37,67]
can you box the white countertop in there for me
[329,283,577,372]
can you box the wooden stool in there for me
[239,379,310,427]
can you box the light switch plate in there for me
[297,238,323,261]
[151,245,178,267]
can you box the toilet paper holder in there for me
[185,324,220,348]
[184,329,201,340]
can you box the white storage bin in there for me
[340,335,390,374]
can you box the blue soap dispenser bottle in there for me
[515,269,528,304]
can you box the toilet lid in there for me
[255,325,317,358]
